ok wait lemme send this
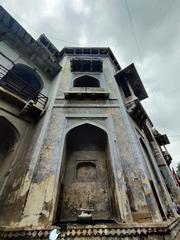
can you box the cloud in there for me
[0,0,180,168]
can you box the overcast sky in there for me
[0,0,180,168]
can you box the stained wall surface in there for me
[0,41,179,240]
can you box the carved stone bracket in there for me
[126,97,148,129]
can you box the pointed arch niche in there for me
[55,123,116,223]
[73,75,100,87]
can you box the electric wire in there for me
[154,0,176,31]
[124,0,143,67]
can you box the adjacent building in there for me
[0,6,179,240]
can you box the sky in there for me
[0,0,180,169]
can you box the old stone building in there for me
[0,5,179,240]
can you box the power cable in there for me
[154,0,176,30]
[124,0,143,67]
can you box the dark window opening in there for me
[73,75,100,88]
[143,125,154,143]
[121,80,131,98]
[70,58,103,72]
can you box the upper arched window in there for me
[73,75,100,87]
[1,64,44,100]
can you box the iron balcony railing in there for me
[0,64,48,109]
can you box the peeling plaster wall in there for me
[0,41,60,227]
[13,54,161,228]
[0,110,34,226]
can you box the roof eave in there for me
[0,6,61,78]
[115,63,148,101]
[59,47,121,71]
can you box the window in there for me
[73,75,100,88]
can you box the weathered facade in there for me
[0,5,179,240]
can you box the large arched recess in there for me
[73,75,100,87]
[55,123,116,223]
[0,116,20,191]
[1,64,44,100]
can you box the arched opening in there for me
[73,75,100,87]
[56,123,115,223]
[0,116,20,192]
[1,64,44,100]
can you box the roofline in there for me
[0,6,61,77]
[58,47,121,71]
[0,6,121,74]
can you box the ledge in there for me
[0,217,179,239]
[64,87,109,100]
[0,86,47,120]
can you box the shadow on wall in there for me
[0,116,20,193]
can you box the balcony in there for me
[0,64,48,119]
[162,150,172,166]
[153,130,170,146]
[64,87,109,99]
